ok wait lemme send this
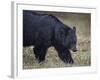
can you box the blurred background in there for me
[23,11,91,69]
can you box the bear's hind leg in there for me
[33,47,39,60]
[34,46,48,63]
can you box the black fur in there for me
[23,10,77,64]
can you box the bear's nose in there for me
[72,47,77,52]
[72,49,77,52]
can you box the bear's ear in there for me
[73,26,76,32]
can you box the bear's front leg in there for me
[55,47,74,64]
[34,46,47,63]
[60,49,74,64]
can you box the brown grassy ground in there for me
[23,12,91,69]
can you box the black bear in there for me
[23,10,77,64]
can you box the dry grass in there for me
[23,40,91,69]
[23,12,91,69]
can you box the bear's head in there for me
[55,25,77,52]
[67,26,77,52]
